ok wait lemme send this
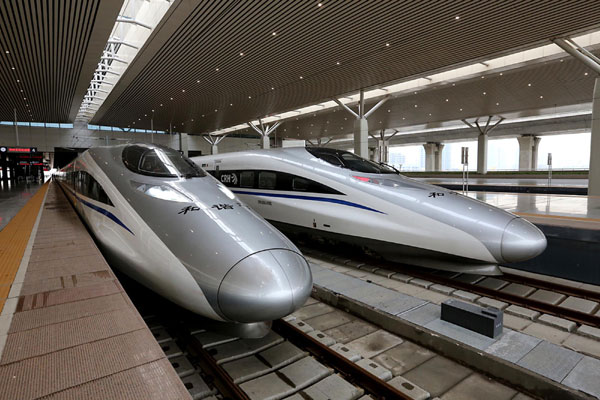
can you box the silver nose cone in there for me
[501,218,547,263]
[218,250,312,323]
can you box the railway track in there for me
[123,272,413,400]
[300,245,600,329]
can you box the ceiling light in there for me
[528,83,531,87]
[214,109,218,112]
[385,43,390,47]
[11,67,14,70]
[182,89,185,92]
[170,97,173,100]
[272,32,277,36]
[160,103,163,106]
[4,50,8,54]
[496,102,499,106]
[455,16,460,20]
[387,109,391,112]
[215,68,219,71]
[445,99,449,102]
[336,61,340,65]
[197,80,200,83]
[414,104,418,108]
[230,103,233,106]
[428,113,432,116]
[248,96,252,99]
[239,52,244,56]
[271,87,275,90]
[539,95,544,99]
[460,108,463,111]
[499,72,503,76]
[482,92,486,95]
[318,3,322,7]
[585,72,589,76]
[300,76,303,79]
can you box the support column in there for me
[477,134,488,174]
[463,116,504,175]
[423,143,437,171]
[434,143,444,171]
[369,129,398,164]
[532,137,541,170]
[334,89,390,159]
[354,118,368,158]
[179,132,188,157]
[1,152,8,182]
[202,133,228,155]
[590,77,600,196]
[517,135,536,171]
[552,38,600,195]
[247,119,280,150]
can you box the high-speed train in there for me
[194,147,547,275]
[56,143,312,324]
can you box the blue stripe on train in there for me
[232,190,385,214]
[65,185,134,235]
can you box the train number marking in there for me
[179,206,200,215]
[212,203,234,210]
[428,192,445,198]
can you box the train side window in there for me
[258,171,276,189]
[292,177,309,191]
[240,171,255,188]
[318,154,344,167]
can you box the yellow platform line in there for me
[0,183,48,313]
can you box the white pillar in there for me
[423,143,436,171]
[434,143,444,171]
[532,137,541,170]
[376,140,389,163]
[354,118,368,158]
[261,135,270,149]
[590,77,600,196]
[211,144,218,155]
[517,135,535,171]
[477,134,488,174]
[180,133,188,157]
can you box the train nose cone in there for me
[501,218,547,263]
[218,250,312,323]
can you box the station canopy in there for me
[2,1,600,140]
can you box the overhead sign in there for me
[0,146,38,153]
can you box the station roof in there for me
[0,0,123,123]
[2,1,600,139]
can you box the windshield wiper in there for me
[379,162,401,174]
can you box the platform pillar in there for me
[517,135,540,171]
[424,142,442,171]
[211,144,218,155]
[434,143,444,171]
[590,77,600,196]
[179,132,188,157]
[247,119,280,150]
[477,134,488,174]
[354,118,369,158]
[1,152,8,182]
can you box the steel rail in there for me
[272,320,412,400]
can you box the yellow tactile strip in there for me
[0,183,48,313]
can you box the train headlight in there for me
[131,181,192,203]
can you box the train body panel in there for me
[194,147,547,275]
[57,144,312,323]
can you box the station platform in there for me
[414,176,588,195]
[0,180,43,231]
[0,182,190,400]
[472,192,600,285]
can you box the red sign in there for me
[0,146,37,153]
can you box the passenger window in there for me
[293,177,309,191]
[240,171,255,188]
[258,171,276,189]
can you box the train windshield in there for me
[122,145,206,178]
[306,147,397,174]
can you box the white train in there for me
[194,147,547,275]
[56,143,312,324]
